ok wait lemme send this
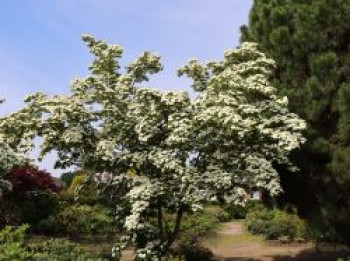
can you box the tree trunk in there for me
[157,198,164,241]
[165,206,184,250]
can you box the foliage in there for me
[0,99,28,195]
[0,225,33,260]
[177,211,218,261]
[1,167,60,227]
[35,217,60,235]
[1,190,59,228]
[0,225,107,260]
[224,204,247,220]
[241,0,350,245]
[1,35,306,260]
[4,166,61,194]
[60,170,82,188]
[203,205,230,222]
[224,200,265,219]
[68,173,86,194]
[180,212,219,238]
[178,242,213,261]
[55,204,115,236]
[29,238,106,261]
[16,191,59,226]
[68,173,98,204]
[245,206,274,236]
[245,207,307,240]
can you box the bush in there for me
[266,210,307,240]
[203,205,230,222]
[176,211,218,260]
[18,191,60,226]
[224,204,247,219]
[0,225,33,260]
[67,174,98,205]
[224,200,265,220]
[179,242,213,261]
[68,174,86,194]
[245,200,265,212]
[181,212,218,237]
[55,204,115,236]
[0,200,22,228]
[35,217,60,235]
[60,171,83,188]
[245,208,308,241]
[1,167,61,228]
[4,166,61,194]
[0,191,59,228]
[29,238,105,260]
[0,225,107,260]
[245,207,274,235]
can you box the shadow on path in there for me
[214,248,350,261]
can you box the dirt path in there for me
[121,248,134,261]
[220,222,244,235]
[120,221,349,260]
[203,221,349,261]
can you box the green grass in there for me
[26,235,115,257]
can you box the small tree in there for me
[4,166,61,194]
[0,36,306,260]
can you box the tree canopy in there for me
[241,0,350,244]
[0,100,29,195]
[0,36,305,260]
[4,166,61,194]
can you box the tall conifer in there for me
[241,0,350,244]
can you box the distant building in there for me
[246,187,263,201]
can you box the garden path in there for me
[204,221,349,261]
[120,221,349,260]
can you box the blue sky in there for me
[0,0,252,176]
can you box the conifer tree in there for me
[241,0,350,244]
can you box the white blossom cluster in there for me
[0,38,306,260]
[179,42,306,199]
[0,139,22,194]
[0,101,30,195]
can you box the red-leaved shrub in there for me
[4,166,62,194]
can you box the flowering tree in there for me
[0,100,29,195]
[0,36,306,260]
